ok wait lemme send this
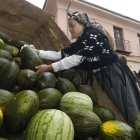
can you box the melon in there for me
[59,92,93,111]
[5,90,39,132]
[0,61,19,90]
[37,72,56,90]
[93,105,115,122]
[135,113,140,138]
[56,78,76,94]
[20,46,42,70]
[0,107,3,129]
[65,108,102,138]
[78,84,97,104]
[26,109,74,140]
[37,88,62,109]
[17,69,37,90]
[0,89,14,111]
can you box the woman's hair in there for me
[118,55,127,64]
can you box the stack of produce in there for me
[0,31,139,140]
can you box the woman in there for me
[35,11,140,126]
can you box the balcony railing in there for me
[113,39,132,53]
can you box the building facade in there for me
[44,0,140,72]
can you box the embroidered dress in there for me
[61,27,140,126]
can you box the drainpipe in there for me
[43,0,48,10]
[66,0,73,36]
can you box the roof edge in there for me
[80,0,140,24]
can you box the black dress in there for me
[61,27,140,126]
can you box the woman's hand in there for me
[35,64,53,74]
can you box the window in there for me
[113,26,131,53]
[113,27,124,50]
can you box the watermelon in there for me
[26,109,74,140]
[0,31,9,43]
[0,89,14,111]
[99,120,138,140]
[61,69,76,80]
[65,108,102,138]
[78,84,97,104]
[93,105,115,122]
[0,49,12,60]
[0,137,8,140]
[0,107,3,129]
[5,90,39,132]
[17,69,37,90]
[59,92,93,111]
[0,57,10,69]
[12,57,21,67]
[0,61,19,90]
[20,46,42,70]
[36,72,56,90]
[1,44,19,57]
[135,113,140,138]
[0,38,5,47]
[37,88,62,109]
[56,78,76,94]
[8,39,26,50]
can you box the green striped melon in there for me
[59,92,93,111]
[37,88,62,109]
[65,108,102,138]
[0,31,9,43]
[93,105,115,122]
[8,39,26,50]
[0,61,19,90]
[135,113,140,138]
[2,44,19,57]
[56,78,76,94]
[0,49,12,60]
[17,69,37,90]
[5,90,39,132]
[20,46,42,70]
[0,89,14,112]
[26,109,74,140]
[37,72,56,90]
[0,137,8,140]
[0,107,3,129]
[61,69,76,80]
[78,84,97,104]
[0,57,10,69]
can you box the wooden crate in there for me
[0,0,70,50]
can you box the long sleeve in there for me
[52,55,82,72]
[38,50,62,61]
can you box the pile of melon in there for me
[0,31,140,140]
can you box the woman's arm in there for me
[38,50,62,61]
[35,54,82,74]
[52,54,82,72]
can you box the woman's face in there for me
[68,18,85,39]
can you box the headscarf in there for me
[68,12,90,27]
